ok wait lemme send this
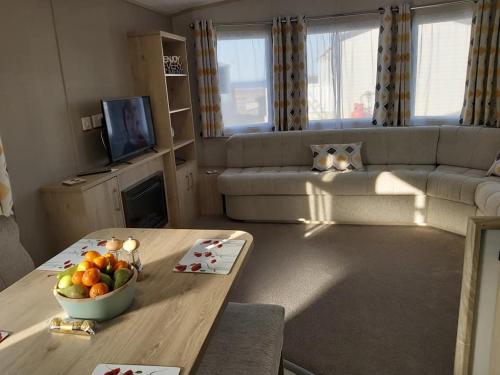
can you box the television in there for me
[101,96,156,163]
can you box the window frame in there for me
[215,25,273,135]
[409,3,473,126]
[306,15,380,129]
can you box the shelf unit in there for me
[128,31,198,227]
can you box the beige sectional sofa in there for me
[218,126,500,235]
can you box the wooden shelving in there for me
[128,31,198,227]
[173,138,195,150]
[169,107,191,114]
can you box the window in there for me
[216,26,272,134]
[306,16,379,128]
[411,4,473,124]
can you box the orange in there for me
[82,268,101,287]
[71,271,85,285]
[114,260,130,271]
[103,253,117,267]
[77,260,96,272]
[93,256,109,270]
[89,282,109,298]
[84,250,101,262]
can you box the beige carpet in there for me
[193,217,465,375]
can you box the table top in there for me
[0,228,253,375]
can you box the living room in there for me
[0,0,499,374]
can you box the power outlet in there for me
[81,116,93,131]
[92,113,103,128]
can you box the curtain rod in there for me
[188,0,473,29]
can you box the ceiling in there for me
[126,0,227,15]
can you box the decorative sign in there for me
[164,55,183,74]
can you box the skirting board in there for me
[284,359,316,375]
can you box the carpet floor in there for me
[193,217,465,375]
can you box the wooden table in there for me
[0,228,253,375]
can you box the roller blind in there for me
[411,3,473,125]
[216,26,273,134]
[306,16,379,129]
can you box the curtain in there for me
[307,17,379,129]
[411,4,473,124]
[372,4,411,127]
[0,136,13,217]
[460,0,500,127]
[272,16,308,131]
[194,20,224,137]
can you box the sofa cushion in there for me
[226,127,439,168]
[311,144,336,171]
[475,177,500,215]
[218,165,432,196]
[196,303,284,375]
[427,165,487,205]
[437,126,500,170]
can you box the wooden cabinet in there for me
[83,177,125,230]
[199,168,224,216]
[176,161,198,226]
[41,148,170,251]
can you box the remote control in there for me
[62,177,86,186]
[77,167,113,177]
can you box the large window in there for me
[306,17,379,128]
[214,5,473,134]
[216,27,272,133]
[411,4,473,124]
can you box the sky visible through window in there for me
[217,34,271,129]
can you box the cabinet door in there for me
[176,161,198,226]
[83,177,125,231]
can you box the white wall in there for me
[170,0,456,167]
[0,0,169,264]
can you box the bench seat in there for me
[196,302,285,375]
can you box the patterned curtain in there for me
[372,4,411,127]
[194,20,224,137]
[460,0,500,127]
[0,136,13,217]
[272,16,308,131]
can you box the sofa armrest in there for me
[0,216,34,291]
[475,181,500,216]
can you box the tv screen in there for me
[102,96,156,163]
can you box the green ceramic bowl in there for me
[53,268,137,321]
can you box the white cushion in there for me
[218,165,432,196]
[475,177,500,216]
[437,126,500,170]
[427,165,487,205]
[226,127,440,168]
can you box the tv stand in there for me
[40,146,171,249]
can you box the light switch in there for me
[92,113,103,128]
[81,116,93,131]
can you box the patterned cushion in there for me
[311,144,336,171]
[311,143,364,172]
[487,152,500,177]
[330,143,364,171]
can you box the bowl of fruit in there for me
[53,250,137,321]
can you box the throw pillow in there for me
[311,144,335,171]
[329,143,364,171]
[311,143,364,172]
[487,151,500,177]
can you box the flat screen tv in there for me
[101,96,156,163]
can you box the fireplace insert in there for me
[121,173,168,228]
